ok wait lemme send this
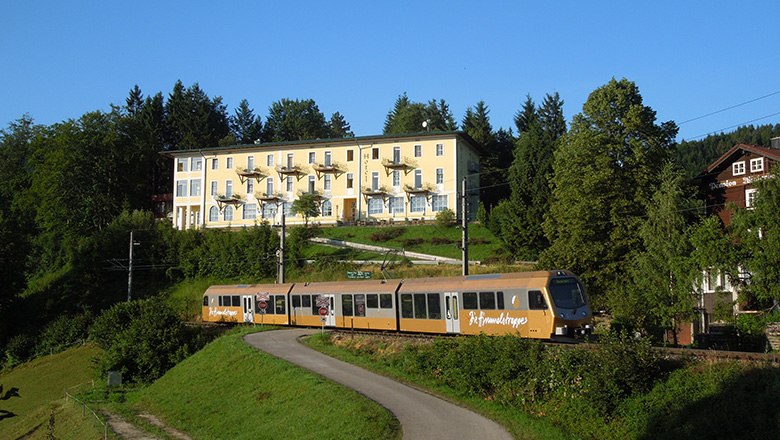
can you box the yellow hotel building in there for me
[166,131,481,230]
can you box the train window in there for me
[366,294,379,309]
[354,294,366,317]
[380,294,393,309]
[203,296,208,307]
[414,294,427,319]
[302,295,312,308]
[463,292,478,310]
[427,293,441,319]
[342,295,354,316]
[529,290,547,310]
[232,296,241,307]
[401,294,413,318]
[497,291,505,310]
[292,295,301,308]
[220,295,230,307]
[479,292,496,310]
[275,296,286,314]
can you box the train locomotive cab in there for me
[547,271,593,340]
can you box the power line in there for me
[678,89,780,125]
[686,111,780,141]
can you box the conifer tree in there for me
[230,99,263,144]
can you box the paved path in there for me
[244,329,512,440]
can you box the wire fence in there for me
[64,381,108,440]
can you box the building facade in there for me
[166,132,482,230]
[695,140,780,332]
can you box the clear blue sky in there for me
[2,1,779,142]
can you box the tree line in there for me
[1,78,779,351]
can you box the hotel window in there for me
[436,168,443,184]
[411,195,425,213]
[286,176,293,192]
[210,181,217,196]
[392,170,400,187]
[177,158,188,172]
[393,146,400,163]
[209,206,219,222]
[372,147,379,160]
[432,195,448,212]
[324,151,332,166]
[224,206,233,221]
[732,161,745,176]
[347,150,354,161]
[346,173,354,189]
[746,188,758,208]
[267,154,274,166]
[227,157,233,169]
[750,158,764,173]
[324,174,332,190]
[286,153,294,168]
[308,175,316,193]
[190,179,201,197]
[321,200,332,217]
[371,172,379,190]
[266,178,274,196]
[247,179,254,193]
[284,202,292,217]
[247,156,254,169]
[414,169,422,188]
[262,203,277,219]
[309,152,315,164]
[212,158,218,170]
[192,157,202,171]
[176,180,187,197]
[390,197,405,214]
[243,204,257,220]
[414,144,422,157]
[368,198,383,215]
[225,180,233,197]
[436,143,444,156]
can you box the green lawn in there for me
[0,344,106,439]
[316,223,507,262]
[123,327,399,440]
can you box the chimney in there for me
[772,137,780,149]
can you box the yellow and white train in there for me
[202,270,593,339]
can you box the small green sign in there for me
[347,271,372,279]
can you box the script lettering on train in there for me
[468,311,528,329]
[208,307,238,318]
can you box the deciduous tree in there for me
[265,98,330,142]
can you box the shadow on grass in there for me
[640,367,780,440]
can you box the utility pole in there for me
[278,202,286,284]
[127,230,134,301]
[461,177,469,276]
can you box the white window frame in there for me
[414,169,422,188]
[410,195,425,213]
[732,161,746,176]
[247,179,254,194]
[309,151,316,164]
[390,196,405,214]
[266,178,274,196]
[371,147,379,160]
[746,188,758,208]
[267,154,274,166]
[324,151,332,166]
[347,149,354,162]
[176,180,188,197]
[286,176,293,193]
[192,157,203,171]
[750,157,764,173]
[346,173,354,189]
[243,203,257,220]
[321,200,332,217]
[224,205,233,221]
[436,143,444,156]
[308,175,316,193]
[393,146,401,163]
[432,195,448,212]
[177,158,188,172]
[368,198,383,215]
[209,206,219,222]
[414,144,422,157]
[226,180,233,197]
[190,179,201,197]
[212,158,218,170]
[392,170,400,187]
[324,174,332,190]
[210,181,218,196]
[227,157,233,169]
[436,168,443,184]
[371,172,379,190]
[247,156,254,170]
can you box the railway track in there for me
[329,329,780,365]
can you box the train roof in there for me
[204,283,294,296]
[292,279,399,294]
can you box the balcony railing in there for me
[312,162,346,179]
[235,167,268,184]
[275,164,307,181]
[214,194,245,211]
[381,156,417,175]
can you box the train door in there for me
[444,292,460,334]
[527,290,551,337]
[242,295,254,323]
[316,294,336,327]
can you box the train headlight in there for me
[555,326,567,336]
[559,313,565,318]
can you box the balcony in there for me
[214,194,245,211]
[403,183,436,202]
[312,162,346,179]
[275,164,307,181]
[254,192,286,204]
[381,157,417,176]
[235,167,268,184]
[361,185,392,204]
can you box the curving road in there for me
[244,329,512,440]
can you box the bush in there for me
[435,208,456,227]
[35,311,94,356]
[90,298,205,383]
[401,238,425,247]
[370,227,405,242]
[431,237,454,245]
[3,333,36,369]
